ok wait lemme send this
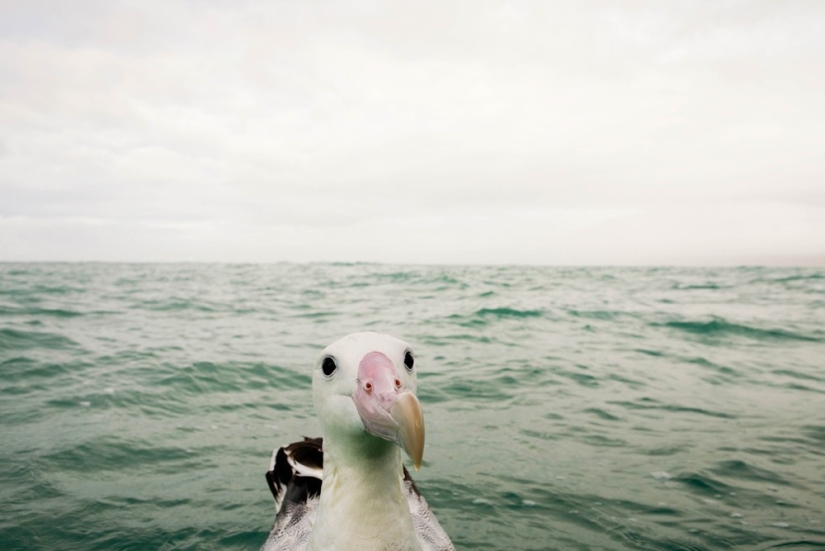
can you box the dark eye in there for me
[322,357,337,377]
[404,351,414,371]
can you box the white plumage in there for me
[261,332,455,551]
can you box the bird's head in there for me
[312,332,425,469]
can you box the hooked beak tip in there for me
[391,392,425,470]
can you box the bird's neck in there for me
[307,434,421,551]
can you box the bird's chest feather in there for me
[306,464,422,551]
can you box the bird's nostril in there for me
[365,381,373,392]
[394,379,401,389]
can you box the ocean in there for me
[1,263,823,550]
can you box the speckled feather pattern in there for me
[261,439,455,551]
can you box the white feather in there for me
[261,333,455,551]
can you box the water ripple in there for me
[1,263,824,551]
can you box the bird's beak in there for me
[353,352,425,470]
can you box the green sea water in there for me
[1,263,824,550]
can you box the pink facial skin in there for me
[352,351,425,469]
[352,352,405,443]
[352,350,425,468]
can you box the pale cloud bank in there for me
[1,0,824,264]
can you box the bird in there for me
[260,332,455,551]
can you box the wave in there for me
[768,273,825,284]
[671,282,725,290]
[610,399,735,419]
[658,318,820,343]
[0,328,79,352]
[672,472,732,495]
[474,307,543,319]
[42,435,204,473]
[0,306,84,318]
[444,307,544,328]
[3,263,824,551]
[568,309,627,321]
[710,459,793,486]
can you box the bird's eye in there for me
[321,357,337,377]
[404,351,414,371]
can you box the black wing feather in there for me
[261,436,454,551]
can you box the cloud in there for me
[1,0,824,263]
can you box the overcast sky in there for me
[1,0,823,265]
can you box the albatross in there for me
[261,332,455,551]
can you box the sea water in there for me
[1,263,824,550]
